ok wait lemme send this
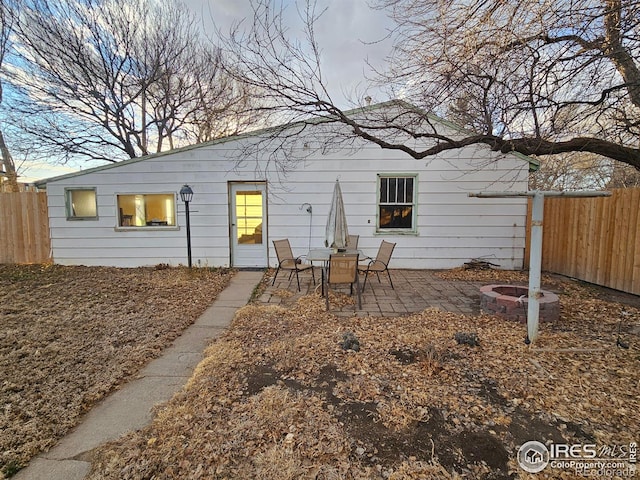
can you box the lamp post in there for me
[179,184,194,268]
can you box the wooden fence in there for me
[3,188,639,289]
[527,188,640,295]
[0,191,51,264]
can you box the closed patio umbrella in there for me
[325,179,349,249]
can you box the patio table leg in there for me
[312,261,327,296]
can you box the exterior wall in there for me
[43,130,529,269]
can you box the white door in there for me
[230,182,268,267]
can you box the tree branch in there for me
[421,135,640,170]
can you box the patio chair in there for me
[324,253,361,311]
[359,240,396,290]
[346,234,359,249]
[272,239,315,291]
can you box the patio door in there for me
[230,182,267,267]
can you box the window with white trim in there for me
[377,175,416,231]
[116,193,176,227]
[66,188,97,220]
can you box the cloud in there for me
[181,0,393,105]
[18,161,81,183]
[314,1,392,100]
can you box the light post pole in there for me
[179,184,194,268]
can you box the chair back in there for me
[273,239,294,264]
[328,253,358,285]
[346,234,359,249]
[375,240,396,265]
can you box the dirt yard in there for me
[84,269,639,480]
[0,264,233,478]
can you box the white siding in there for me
[43,128,529,269]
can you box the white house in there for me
[35,102,536,269]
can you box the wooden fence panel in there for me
[0,191,51,264]
[528,188,640,295]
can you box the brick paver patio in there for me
[257,268,485,317]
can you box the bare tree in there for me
[606,162,640,188]
[529,153,613,190]
[222,1,339,127]
[376,0,640,166]
[0,1,19,191]
[4,0,253,164]
[221,0,640,173]
[529,152,640,190]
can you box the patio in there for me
[256,268,486,317]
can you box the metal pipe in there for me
[468,189,611,344]
[469,191,611,198]
[300,203,313,251]
[527,192,544,343]
[185,201,192,268]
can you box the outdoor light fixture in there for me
[179,184,194,203]
[179,184,194,268]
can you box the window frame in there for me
[376,174,418,234]
[115,192,179,230]
[65,187,98,221]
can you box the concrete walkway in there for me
[14,270,264,480]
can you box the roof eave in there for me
[35,99,539,184]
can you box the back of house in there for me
[37,104,534,270]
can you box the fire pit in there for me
[480,285,559,323]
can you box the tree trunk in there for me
[0,128,19,192]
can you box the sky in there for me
[181,0,394,106]
[19,0,394,182]
[18,161,80,184]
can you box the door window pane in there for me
[236,190,263,244]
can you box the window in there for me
[377,175,416,231]
[116,193,176,227]
[66,188,97,220]
[235,190,263,244]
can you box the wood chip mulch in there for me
[84,269,639,480]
